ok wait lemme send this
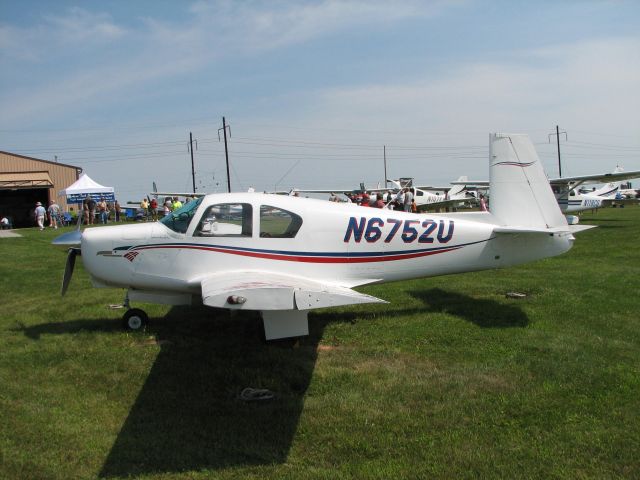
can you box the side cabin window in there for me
[159,197,203,234]
[194,203,253,237]
[415,189,424,196]
[259,205,302,238]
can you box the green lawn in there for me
[1,208,639,479]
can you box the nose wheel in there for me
[122,308,149,331]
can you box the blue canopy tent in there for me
[60,173,115,204]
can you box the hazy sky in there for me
[1,0,639,201]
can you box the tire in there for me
[123,308,148,331]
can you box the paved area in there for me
[0,230,22,238]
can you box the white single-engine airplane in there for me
[53,134,592,340]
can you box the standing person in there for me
[114,200,121,222]
[479,194,488,212]
[87,196,97,224]
[403,188,414,213]
[47,200,61,229]
[98,197,108,224]
[140,198,149,221]
[34,201,46,231]
[82,196,90,225]
[396,189,405,211]
[172,196,183,211]
[150,197,158,221]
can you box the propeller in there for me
[53,209,84,296]
[51,229,83,246]
[61,248,81,296]
[52,210,83,247]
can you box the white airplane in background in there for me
[453,166,640,216]
[293,176,477,211]
[53,133,592,341]
[388,176,479,211]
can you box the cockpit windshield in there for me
[159,197,203,233]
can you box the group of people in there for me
[33,200,63,230]
[81,196,122,225]
[138,196,193,221]
[26,194,199,231]
[330,187,417,212]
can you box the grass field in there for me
[1,207,639,479]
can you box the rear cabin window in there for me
[259,205,302,238]
[194,203,253,237]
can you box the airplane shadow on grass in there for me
[19,288,526,476]
[312,288,529,329]
[21,306,327,476]
[101,306,325,477]
[408,287,529,328]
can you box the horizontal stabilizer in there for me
[200,271,387,311]
[568,224,597,234]
[493,226,571,234]
[494,224,596,235]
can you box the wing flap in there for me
[201,271,386,311]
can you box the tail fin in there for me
[593,166,623,197]
[489,133,567,229]
[448,176,468,197]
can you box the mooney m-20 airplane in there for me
[53,133,592,340]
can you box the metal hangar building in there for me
[0,151,81,228]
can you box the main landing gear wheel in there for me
[122,308,148,331]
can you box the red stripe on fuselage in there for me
[133,244,462,263]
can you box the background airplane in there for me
[291,175,478,211]
[53,133,593,341]
[452,167,640,215]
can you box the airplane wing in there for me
[450,180,490,186]
[200,271,387,311]
[450,170,640,189]
[415,197,477,212]
[414,185,454,191]
[291,188,357,194]
[547,170,640,185]
[152,191,207,197]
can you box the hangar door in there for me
[0,172,53,227]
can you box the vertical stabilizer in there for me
[448,176,468,197]
[593,166,624,197]
[490,133,567,229]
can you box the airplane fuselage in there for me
[81,193,573,297]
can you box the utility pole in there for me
[548,125,567,177]
[383,145,388,189]
[189,132,197,193]
[218,116,231,193]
